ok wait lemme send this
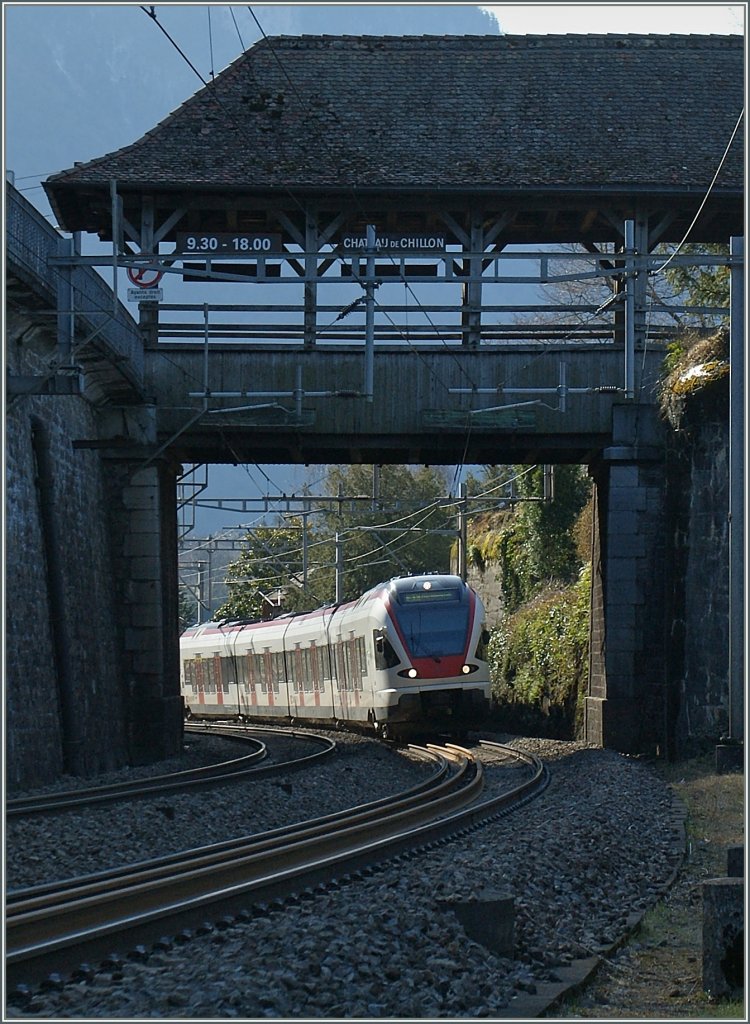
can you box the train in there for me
[180,573,491,740]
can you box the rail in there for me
[6,740,546,990]
[6,726,333,816]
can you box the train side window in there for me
[261,650,271,694]
[475,626,491,661]
[184,660,198,694]
[221,657,234,693]
[315,645,326,693]
[302,647,313,692]
[293,645,304,694]
[273,651,284,694]
[373,630,400,670]
[232,654,247,690]
[336,642,346,691]
[357,637,367,674]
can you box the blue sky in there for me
[4,3,745,536]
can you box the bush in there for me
[487,564,590,737]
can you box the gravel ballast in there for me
[6,732,685,1019]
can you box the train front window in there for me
[392,588,470,657]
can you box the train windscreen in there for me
[392,588,470,657]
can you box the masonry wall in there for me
[6,311,128,789]
[665,380,730,755]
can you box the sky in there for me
[4,2,746,537]
[481,3,744,34]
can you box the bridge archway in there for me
[7,32,742,782]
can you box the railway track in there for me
[6,739,547,992]
[6,725,335,817]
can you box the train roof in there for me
[181,574,472,639]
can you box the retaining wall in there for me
[6,310,128,788]
[665,379,731,755]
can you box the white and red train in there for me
[180,573,491,739]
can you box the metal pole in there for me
[203,303,210,411]
[457,482,468,581]
[624,219,636,400]
[57,236,74,364]
[302,512,309,592]
[728,235,744,742]
[364,223,376,403]
[557,360,568,414]
[294,365,303,420]
[110,179,119,316]
[543,465,555,501]
[335,532,343,603]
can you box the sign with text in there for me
[339,233,446,252]
[176,233,282,255]
[127,288,163,302]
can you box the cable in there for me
[140,6,212,89]
[229,7,246,50]
[207,6,215,80]
[651,108,743,278]
[217,11,478,389]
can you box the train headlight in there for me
[462,664,478,674]
[408,668,418,678]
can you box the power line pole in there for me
[335,532,344,604]
[457,482,468,581]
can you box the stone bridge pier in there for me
[585,405,668,754]
[102,454,183,765]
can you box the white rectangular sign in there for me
[127,288,163,302]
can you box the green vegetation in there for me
[663,242,730,326]
[487,565,590,736]
[468,464,592,735]
[659,328,729,428]
[215,464,453,621]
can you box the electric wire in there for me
[243,7,480,392]
[229,6,246,50]
[207,6,215,80]
[651,107,744,278]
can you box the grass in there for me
[547,754,745,1019]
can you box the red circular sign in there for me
[127,265,163,288]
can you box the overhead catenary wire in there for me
[207,6,215,80]
[137,3,472,401]
[79,11,733,541]
[650,107,744,278]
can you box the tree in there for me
[662,243,730,325]
[319,464,454,601]
[215,519,331,622]
[215,464,454,619]
[468,464,591,613]
[178,587,199,633]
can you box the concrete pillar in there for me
[585,405,667,754]
[104,455,183,764]
[702,877,744,998]
[437,892,515,957]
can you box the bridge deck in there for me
[149,343,666,465]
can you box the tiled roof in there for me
[44,34,744,196]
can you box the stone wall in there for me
[6,309,128,788]
[665,379,730,755]
[464,561,504,628]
